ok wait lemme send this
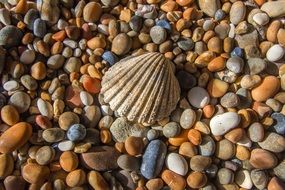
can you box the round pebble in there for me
[166,153,188,176]
[150,26,167,44]
[67,124,87,141]
[187,87,210,108]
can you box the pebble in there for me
[163,122,181,138]
[165,153,188,176]
[66,169,86,187]
[81,146,120,171]
[42,128,65,143]
[0,8,11,26]
[0,122,32,153]
[253,12,270,26]
[146,178,164,190]
[58,140,75,151]
[266,44,285,62]
[150,26,167,44]
[251,169,268,190]
[162,169,186,190]
[102,51,119,65]
[36,146,55,165]
[177,71,197,90]
[251,76,280,102]
[117,154,140,171]
[37,98,53,119]
[22,163,50,184]
[271,113,285,135]
[230,1,246,25]
[0,105,19,126]
[215,139,235,160]
[33,18,46,38]
[67,124,87,141]
[8,91,31,113]
[261,0,285,18]
[217,168,233,185]
[258,132,285,153]
[198,0,220,17]
[111,33,132,55]
[141,140,167,179]
[125,136,144,156]
[210,112,240,136]
[47,54,65,69]
[190,155,212,172]
[187,87,210,108]
[3,80,19,91]
[268,177,285,190]
[180,109,196,129]
[207,79,229,98]
[87,170,109,190]
[80,91,93,106]
[235,170,253,189]
[187,171,207,189]
[177,38,194,51]
[0,154,14,179]
[198,135,215,156]
[83,2,102,22]
[226,56,244,74]
[247,58,267,75]
[20,49,36,64]
[4,176,26,190]
[60,151,79,172]
[220,92,239,108]
[0,25,23,47]
[248,122,264,142]
[58,111,80,130]
[249,148,278,169]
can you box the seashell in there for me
[100,52,181,124]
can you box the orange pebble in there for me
[82,75,101,94]
[168,129,189,146]
[52,31,66,42]
[187,129,202,145]
[202,104,215,118]
[161,170,186,190]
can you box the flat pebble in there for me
[249,148,277,169]
[83,2,102,22]
[210,112,240,136]
[0,105,19,126]
[226,56,244,74]
[67,124,86,141]
[8,91,31,113]
[198,135,215,156]
[102,51,119,65]
[20,50,35,64]
[58,140,75,151]
[80,91,93,106]
[217,168,234,185]
[0,25,23,47]
[190,155,212,172]
[111,33,132,55]
[0,8,11,26]
[198,0,220,17]
[230,1,246,25]
[36,146,55,165]
[47,54,65,69]
[251,169,268,190]
[162,169,186,190]
[163,122,181,138]
[22,163,50,184]
[165,153,188,176]
[59,111,80,130]
[42,128,65,143]
[125,136,144,156]
[33,18,46,38]
[247,58,267,75]
[60,151,79,172]
[253,12,269,26]
[266,44,285,62]
[3,80,19,91]
[150,26,167,44]
[215,139,235,160]
[220,92,239,108]
[271,113,285,135]
[141,140,167,179]
[37,98,53,119]
[21,74,38,91]
[117,154,140,171]
[258,132,285,153]
[180,109,196,129]
[248,122,264,142]
[187,87,210,108]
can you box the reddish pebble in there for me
[83,75,101,94]
[65,85,84,108]
[35,115,52,129]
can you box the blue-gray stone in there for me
[0,25,23,48]
[102,51,119,66]
[140,140,167,179]
[67,124,86,141]
[156,20,171,31]
[33,18,46,38]
[24,9,39,30]
[215,9,225,21]
[198,135,215,156]
[177,38,194,51]
[176,70,197,90]
[231,47,244,58]
[129,15,143,32]
[271,113,285,135]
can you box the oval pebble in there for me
[187,87,210,108]
[266,44,285,62]
[165,153,188,176]
[80,91,94,106]
[210,112,240,136]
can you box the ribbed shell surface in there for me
[100,52,181,124]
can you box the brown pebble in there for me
[125,136,144,156]
[162,169,186,190]
[0,105,19,126]
[66,169,86,187]
[186,171,207,189]
[87,171,110,190]
[207,79,229,98]
[250,148,277,169]
[146,178,164,190]
[0,153,14,179]
[22,162,50,184]
[83,2,102,23]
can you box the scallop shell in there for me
[100,52,181,124]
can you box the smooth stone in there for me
[82,105,101,128]
[47,54,65,69]
[80,91,93,106]
[273,159,285,181]
[268,177,285,190]
[235,30,259,49]
[20,75,38,91]
[235,170,253,189]
[271,113,285,135]
[58,140,75,151]
[67,124,86,141]
[102,51,119,66]
[180,109,196,129]
[83,2,102,22]
[0,122,32,153]
[8,91,30,113]
[198,135,215,156]
[187,87,210,108]
[226,56,244,74]
[258,132,285,153]
[266,44,284,62]
[150,26,167,44]
[59,151,79,172]
[0,8,11,25]
[248,122,264,142]
[87,171,109,190]
[42,128,65,143]
[165,153,188,176]
[247,58,267,75]
[253,12,269,25]
[0,105,19,126]
[0,154,14,179]
[37,98,53,119]
[125,136,144,156]
[156,19,171,31]
[36,146,55,165]
[20,49,35,64]
[64,57,82,73]
[176,71,197,90]
[4,176,26,190]
[251,169,268,190]
[22,163,50,184]
[65,86,83,108]
[141,140,167,179]
[187,171,208,189]
[220,92,239,108]
[249,148,278,169]
[261,0,285,18]
[177,38,194,51]
[251,76,280,102]
[101,0,119,6]
[110,117,147,142]
[146,178,164,190]
[198,0,220,17]
[113,170,135,190]
[0,47,5,75]
[240,75,261,89]
[162,169,186,190]
[215,139,235,160]
[81,146,120,171]
[217,168,234,185]
[65,169,86,187]
[0,25,23,48]
[111,33,132,55]
[129,15,143,32]
[207,79,229,98]
[58,111,80,130]
[236,88,252,109]
[210,112,240,136]
[230,1,246,25]
[117,154,140,171]
[147,129,159,140]
[85,128,100,145]
[24,9,39,30]
[163,122,181,138]
[190,155,212,172]
[215,9,225,21]
[33,18,46,38]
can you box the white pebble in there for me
[210,112,240,136]
[101,105,113,116]
[266,44,285,62]
[253,12,269,26]
[235,170,253,189]
[58,140,75,151]
[165,153,188,176]
[187,87,210,108]
[237,135,252,148]
[80,91,94,106]
[3,80,19,91]
[37,98,54,119]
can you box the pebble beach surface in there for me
[0,0,285,189]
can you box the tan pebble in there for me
[202,104,215,118]
[252,102,272,118]
[100,129,112,144]
[237,109,252,128]
[183,7,200,20]
[176,0,193,6]
[236,145,250,160]
[146,178,164,190]
[249,148,277,169]
[186,171,207,189]
[193,121,211,135]
[178,142,197,158]
[240,75,261,89]
[0,105,19,126]
[87,171,109,190]
[187,129,202,145]
[162,170,186,190]
[22,162,50,184]
[251,76,280,102]
[215,139,235,160]
[261,117,274,129]
[83,2,102,22]
[51,41,63,55]
[169,129,189,146]
[15,0,28,14]
[223,37,234,53]
[230,1,246,25]
[0,153,14,179]
[30,61,47,80]
[36,146,55,165]
[87,37,106,50]
[36,40,50,57]
[207,78,229,98]
[125,136,144,156]
[207,56,226,72]
[195,51,216,68]
[207,37,222,53]
[267,20,281,43]
[111,33,132,55]
[22,33,34,45]
[203,30,216,43]
[277,28,285,46]
[160,0,178,12]
[74,142,91,153]
[59,151,78,172]
[0,122,32,153]
[58,112,80,130]
[66,169,86,187]
[176,18,190,32]
[224,128,245,143]
[268,177,285,190]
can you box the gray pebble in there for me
[273,159,285,181]
[0,25,23,48]
[147,129,160,140]
[47,54,65,69]
[24,9,39,30]
[271,112,285,135]
[246,57,266,75]
[117,154,140,172]
[64,57,82,73]
[251,169,268,190]
[163,122,181,138]
[198,135,215,156]
[42,128,65,143]
[177,38,194,51]
[67,124,86,141]
[217,168,234,185]
[150,26,167,44]
[258,132,285,153]
[129,15,143,32]
[248,122,264,142]
[33,18,47,38]
[226,57,244,74]
[0,8,11,25]
[220,92,240,108]
[20,75,38,91]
